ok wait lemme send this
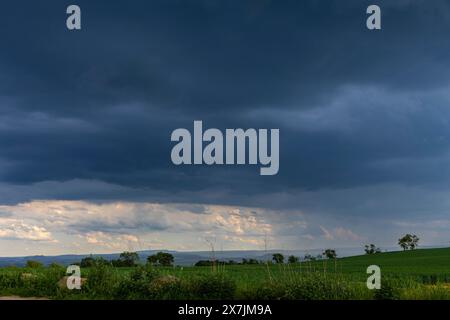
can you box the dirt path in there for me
[0,296,49,300]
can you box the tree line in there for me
[79,251,175,268]
[22,233,421,268]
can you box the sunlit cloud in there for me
[0,218,54,241]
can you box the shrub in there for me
[115,266,159,299]
[148,275,188,299]
[288,256,299,264]
[30,268,65,297]
[0,267,65,297]
[421,274,438,285]
[80,256,108,268]
[190,273,236,300]
[374,279,401,300]
[0,271,22,294]
[48,262,64,270]
[84,263,117,298]
[115,266,192,300]
[249,283,286,300]
[26,260,43,269]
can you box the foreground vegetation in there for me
[1,247,450,300]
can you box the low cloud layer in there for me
[0,197,449,256]
[0,201,278,255]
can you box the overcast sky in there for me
[1,0,450,256]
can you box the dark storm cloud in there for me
[3,0,450,115]
[0,0,450,206]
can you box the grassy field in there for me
[1,247,450,300]
[315,247,450,282]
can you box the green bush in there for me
[248,283,286,300]
[114,266,190,300]
[148,275,188,300]
[26,260,43,269]
[115,266,159,299]
[84,263,117,298]
[0,267,65,297]
[374,279,401,300]
[0,271,22,293]
[189,273,236,300]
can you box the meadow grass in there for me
[1,247,450,299]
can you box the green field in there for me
[318,247,450,281]
[1,247,450,300]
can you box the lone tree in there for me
[147,252,174,267]
[272,253,284,264]
[80,256,108,268]
[364,244,381,255]
[323,249,337,259]
[288,255,299,264]
[147,254,158,265]
[398,234,419,250]
[118,251,140,267]
[80,256,96,268]
[303,254,315,261]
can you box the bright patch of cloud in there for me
[0,218,53,241]
[320,225,362,242]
